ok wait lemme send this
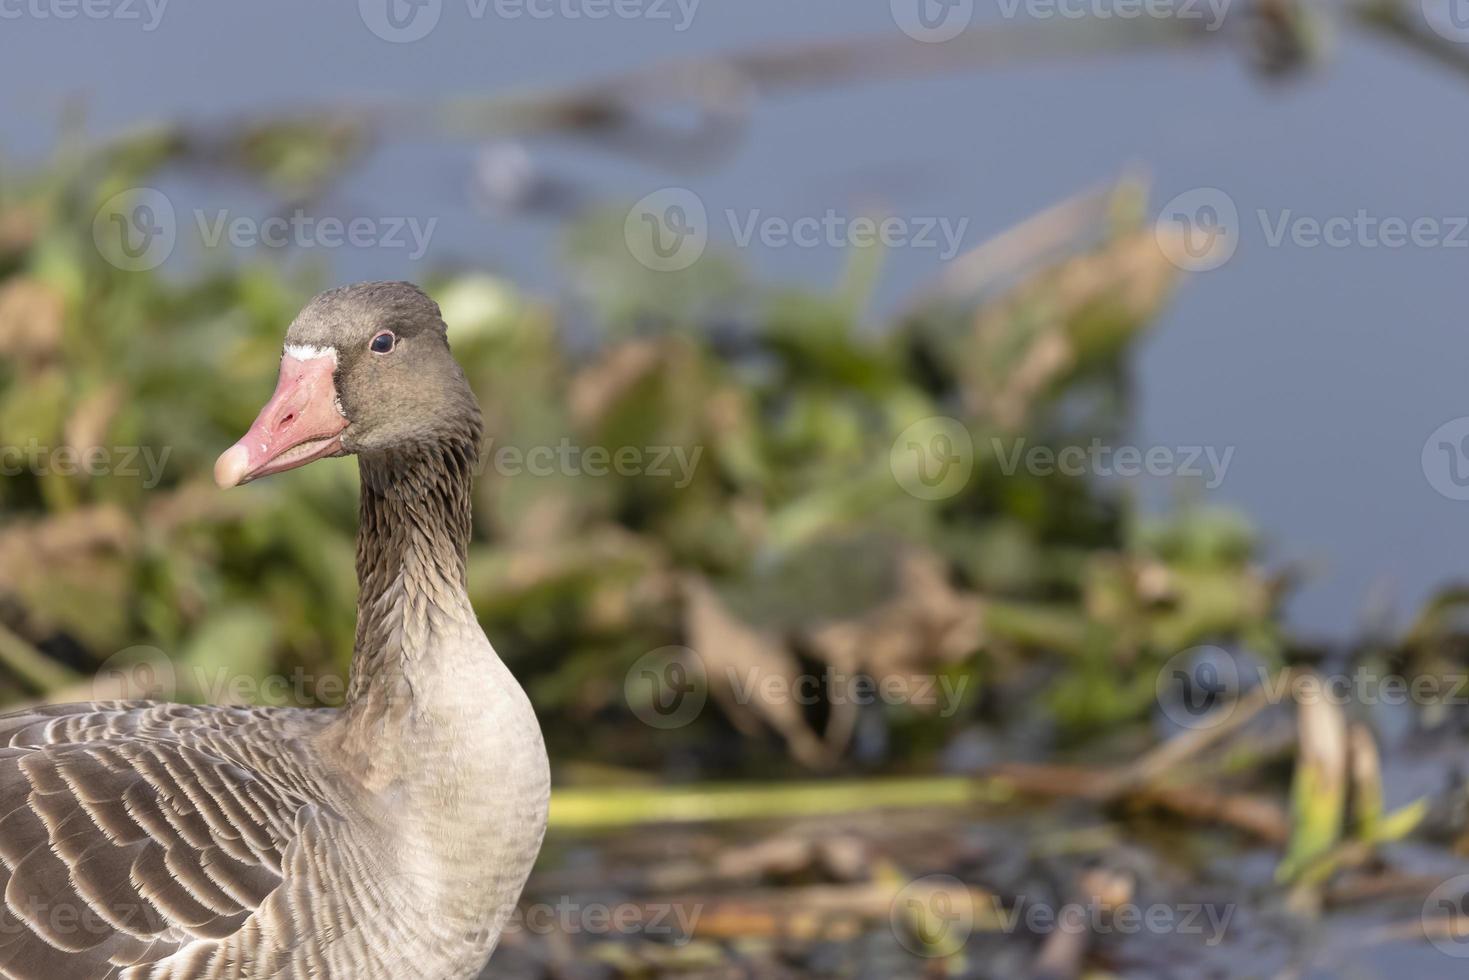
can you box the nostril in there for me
[279,412,296,430]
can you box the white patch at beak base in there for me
[284,344,339,364]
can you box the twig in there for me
[1113,672,1288,792]
[1352,0,1469,80]
[95,17,1228,188]
[548,776,1014,829]
[899,175,1145,316]
[1031,868,1135,980]
[991,762,1292,843]
[0,620,80,695]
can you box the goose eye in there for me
[370,331,396,354]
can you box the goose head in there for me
[214,281,478,489]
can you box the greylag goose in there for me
[0,282,550,978]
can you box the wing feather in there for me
[0,702,343,979]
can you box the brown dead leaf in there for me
[0,206,39,257]
[568,339,665,427]
[683,576,831,768]
[0,504,136,585]
[64,383,124,458]
[804,549,982,752]
[0,277,65,365]
[712,832,871,885]
[966,227,1182,427]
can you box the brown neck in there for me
[344,424,481,722]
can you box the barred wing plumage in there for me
[0,700,393,980]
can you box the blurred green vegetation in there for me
[0,143,1295,778]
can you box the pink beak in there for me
[214,352,350,489]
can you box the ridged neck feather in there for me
[344,412,483,724]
